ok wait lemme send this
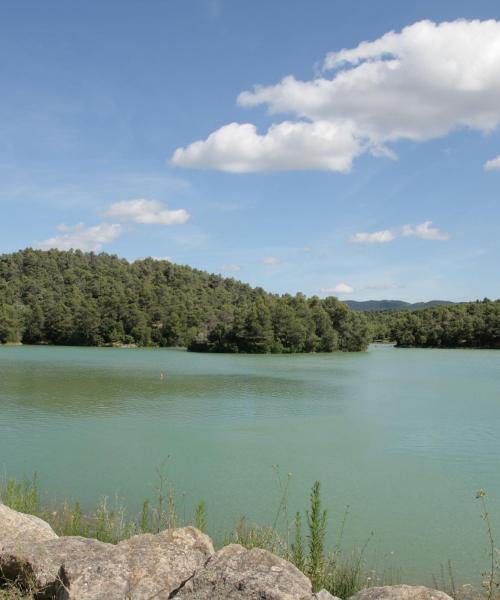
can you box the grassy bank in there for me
[1,475,498,599]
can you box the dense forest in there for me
[0,249,371,353]
[367,300,500,349]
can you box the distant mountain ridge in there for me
[345,299,453,312]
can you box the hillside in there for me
[0,249,371,353]
[345,299,453,312]
[366,299,500,348]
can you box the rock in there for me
[1,536,118,595]
[114,528,215,600]
[0,502,59,588]
[349,585,453,600]
[314,590,342,600]
[174,543,313,599]
[0,503,58,547]
[0,525,214,599]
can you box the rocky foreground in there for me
[0,503,453,600]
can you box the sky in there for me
[1,0,499,302]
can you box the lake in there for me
[0,344,499,584]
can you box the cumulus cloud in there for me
[171,121,361,172]
[321,283,354,294]
[102,199,190,225]
[172,19,500,172]
[221,263,241,272]
[261,256,283,265]
[484,155,500,171]
[35,223,122,252]
[402,220,450,240]
[34,199,190,253]
[349,229,395,244]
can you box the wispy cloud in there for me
[149,256,172,262]
[35,222,122,252]
[221,263,241,272]
[402,220,450,241]
[484,155,500,171]
[102,199,190,225]
[363,282,403,291]
[349,230,395,244]
[350,221,450,244]
[260,256,283,266]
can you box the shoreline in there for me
[0,474,496,597]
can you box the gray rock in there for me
[349,585,453,600]
[314,590,342,600]
[174,543,312,599]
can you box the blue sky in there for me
[1,1,499,302]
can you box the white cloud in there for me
[402,220,450,241]
[321,283,354,294]
[260,256,283,266]
[149,256,172,262]
[35,223,122,252]
[172,19,500,172]
[102,199,190,225]
[221,263,241,272]
[349,229,395,244]
[171,121,361,173]
[484,155,500,171]
[350,222,450,243]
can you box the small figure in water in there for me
[160,372,166,381]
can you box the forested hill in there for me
[367,300,500,349]
[345,299,453,312]
[0,249,371,352]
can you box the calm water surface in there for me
[1,345,499,583]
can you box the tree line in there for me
[366,299,500,349]
[0,249,370,352]
[1,249,498,352]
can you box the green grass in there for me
[1,474,40,515]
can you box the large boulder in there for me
[114,528,215,599]
[0,502,60,589]
[1,536,118,596]
[349,586,453,600]
[0,503,58,546]
[174,543,313,599]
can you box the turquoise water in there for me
[0,344,499,583]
